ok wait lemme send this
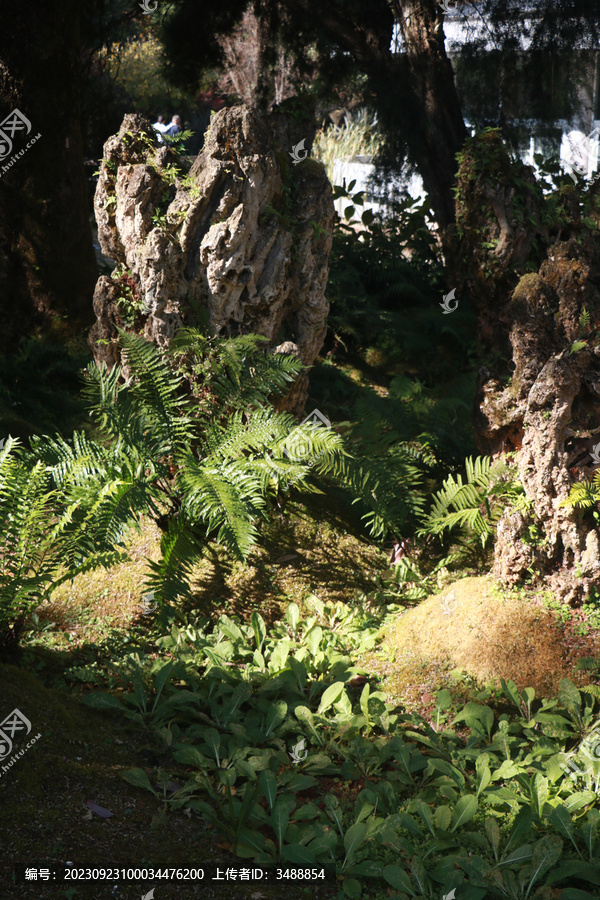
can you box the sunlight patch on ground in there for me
[35,505,387,647]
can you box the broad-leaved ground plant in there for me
[76,599,600,899]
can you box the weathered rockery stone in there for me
[446,131,600,604]
[90,107,335,412]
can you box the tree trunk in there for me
[392,0,468,228]
[278,0,467,229]
[0,0,97,353]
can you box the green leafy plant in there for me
[3,328,414,641]
[559,471,600,524]
[312,109,383,186]
[570,340,588,356]
[580,307,591,336]
[419,455,528,556]
[79,597,600,899]
[0,437,123,648]
[111,265,147,327]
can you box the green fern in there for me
[0,437,124,646]
[581,683,600,703]
[4,326,448,636]
[169,328,302,417]
[419,455,527,553]
[117,329,194,452]
[1,331,348,624]
[314,374,478,541]
[559,471,600,511]
[143,519,200,606]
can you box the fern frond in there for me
[143,518,200,604]
[116,329,194,452]
[169,328,302,413]
[0,440,131,628]
[419,455,518,552]
[273,419,345,471]
[201,409,293,463]
[559,477,600,509]
[178,456,263,560]
[328,449,425,539]
[580,684,600,703]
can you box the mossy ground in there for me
[30,499,386,651]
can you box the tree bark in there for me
[0,0,97,353]
[392,0,468,228]
[277,0,467,228]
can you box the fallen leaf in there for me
[86,800,114,818]
[82,810,93,821]
[166,780,182,793]
[274,553,299,564]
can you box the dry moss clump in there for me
[365,575,600,704]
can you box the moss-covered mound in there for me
[365,576,600,706]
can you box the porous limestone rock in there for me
[446,131,600,604]
[89,107,335,412]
